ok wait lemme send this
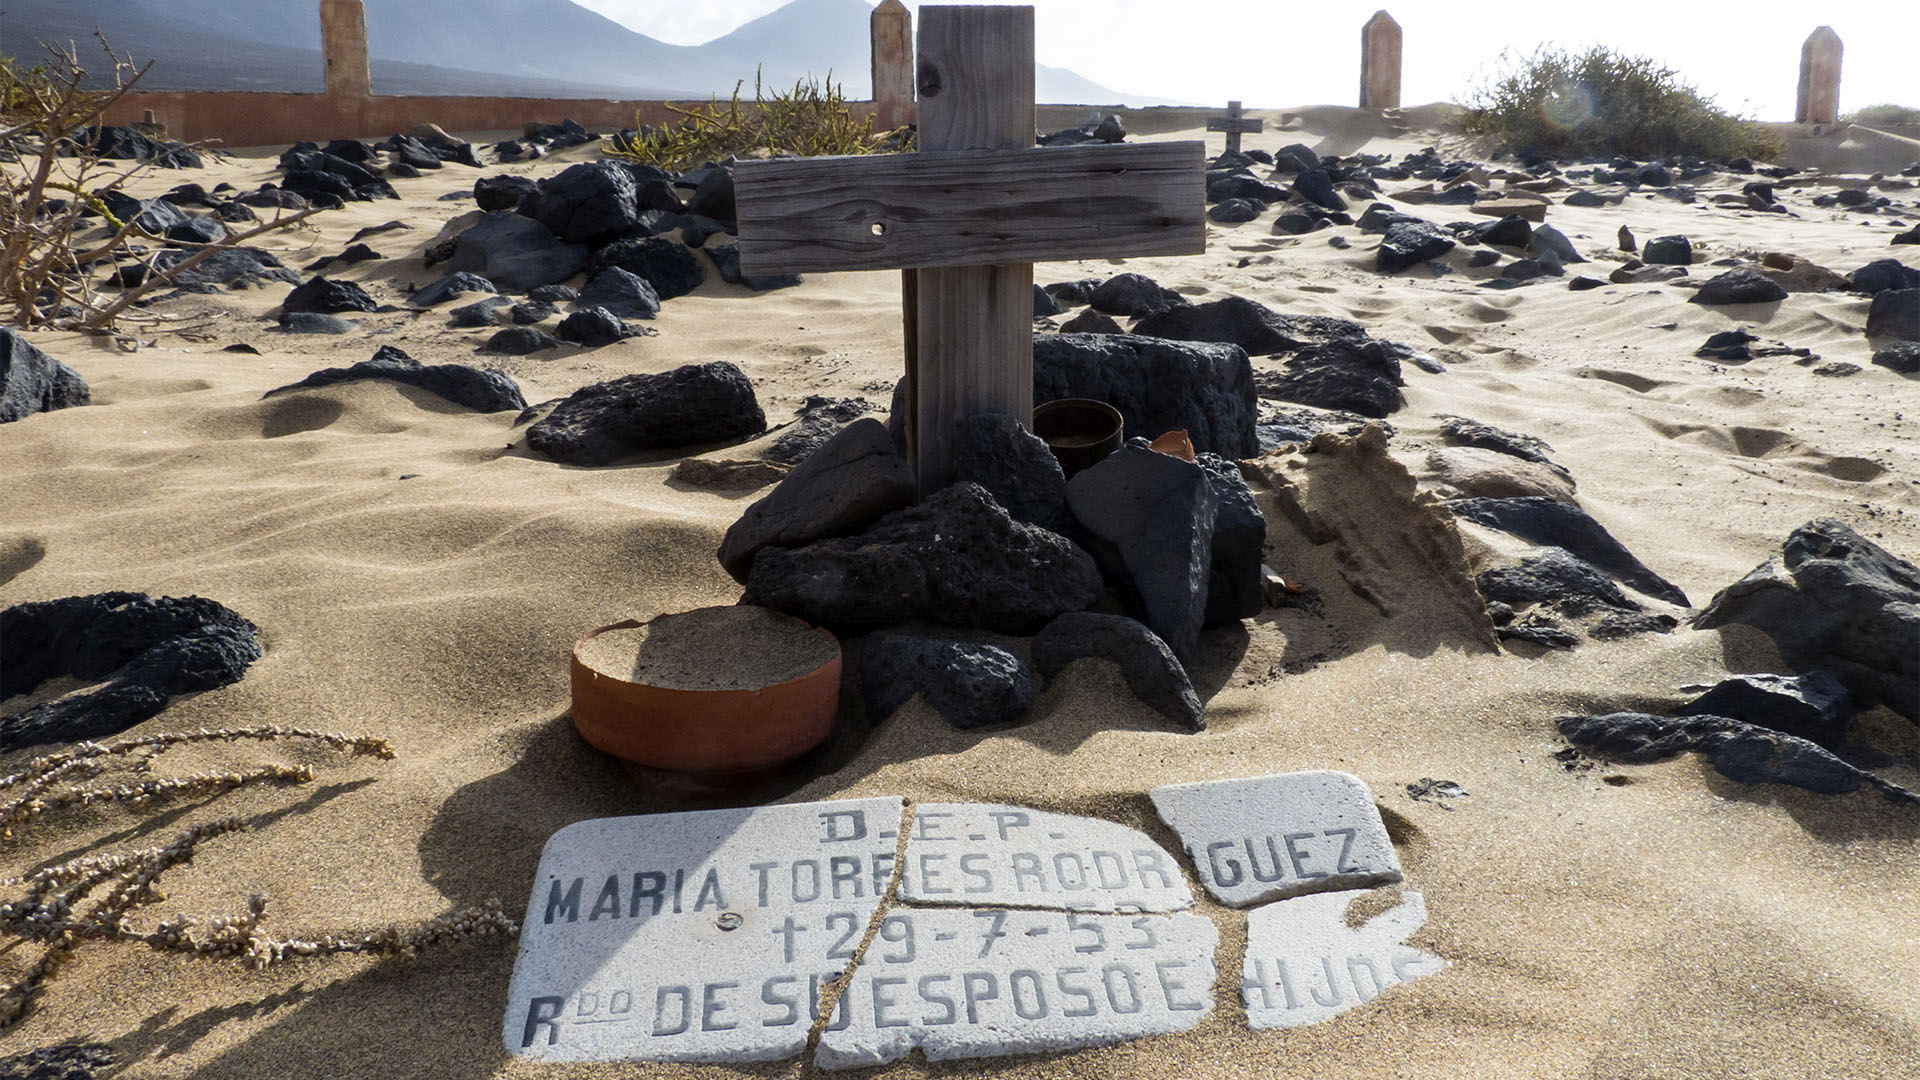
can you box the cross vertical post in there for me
[909,6,1035,492]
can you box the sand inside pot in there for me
[575,606,836,692]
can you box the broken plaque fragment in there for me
[1149,771,1403,906]
[1239,889,1446,1028]
[897,802,1193,912]
[502,797,903,1063]
[817,907,1218,1068]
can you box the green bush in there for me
[1460,46,1783,162]
[607,71,909,173]
[1845,103,1920,127]
[1,55,53,124]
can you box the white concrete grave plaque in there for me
[818,907,1217,1068]
[503,797,904,1063]
[1150,771,1402,907]
[897,802,1192,912]
[505,795,1212,1067]
[1240,889,1446,1029]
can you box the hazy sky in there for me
[569,0,1916,121]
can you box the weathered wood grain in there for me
[916,5,1031,153]
[899,267,918,470]
[914,260,1034,488]
[908,6,1032,492]
[733,141,1206,275]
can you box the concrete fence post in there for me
[1795,26,1842,125]
[1360,10,1402,110]
[871,0,915,130]
[321,0,373,102]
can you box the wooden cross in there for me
[732,5,1205,494]
[1206,100,1263,155]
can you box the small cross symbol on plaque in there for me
[732,5,1206,494]
[1206,100,1263,156]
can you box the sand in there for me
[1,108,1917,1078]
[575,607,837,691]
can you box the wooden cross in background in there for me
[733,5,1205,494]
[1206,100,1264,155]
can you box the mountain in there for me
[696,0,1185,105]
[0,0,692,96]
[4,0,1174,106]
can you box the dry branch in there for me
[0,725,513,1027]
[0,35,316,334]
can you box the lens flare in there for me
[1540,82,1595,130]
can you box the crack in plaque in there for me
[801,799,914,1063]
[801,799,1211,1068]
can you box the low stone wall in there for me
[101,91,879,151]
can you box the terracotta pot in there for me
[1149,429,1196,461]
[1033,397,1124,474]
[570,612,841,775]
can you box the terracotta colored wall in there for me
[93,0,886,150]
[99,91,876,149]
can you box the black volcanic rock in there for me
[282,276,376,315]
[1377,221,1455,272]
[1449,497,1688,606]
[447,212,590,293]
[1866,289,1919,340]
[554,306,634,347]
[1690,268,1788,305]
[1131,295,1305,356]
[1032,334,1258,458]
[481,327,559,355]
[862,634,1035,729]
[1088,273,1186,317]
[1558,712,1914,802]
[1693,518,1919,719]
[0,592,261,751]
[1066,442,1217,661]
[474,174,537,212]
[411,271,496,307]
[589,236,704,300]
[577,267,662,319]
[1675,671,1853,747]
[743,483,1101,635]
[1,329,90,424]
[1031,611,1205,730]
[1478,547,1640,616]
[264,344,525,412]
[524,161,640,245]
[1254,339,1405,418]
[527,361,765,465]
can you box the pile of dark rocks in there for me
[1195,138,1920,309]
[1037,114,1126,147]
[411,156,796,353]
[718,329,1273,732]
[1560,519,1918,804]
[1033,270,1439,431]
[78,125,201,169]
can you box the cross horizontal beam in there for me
[1206,117,1263,134]
[733,141,1206,276]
